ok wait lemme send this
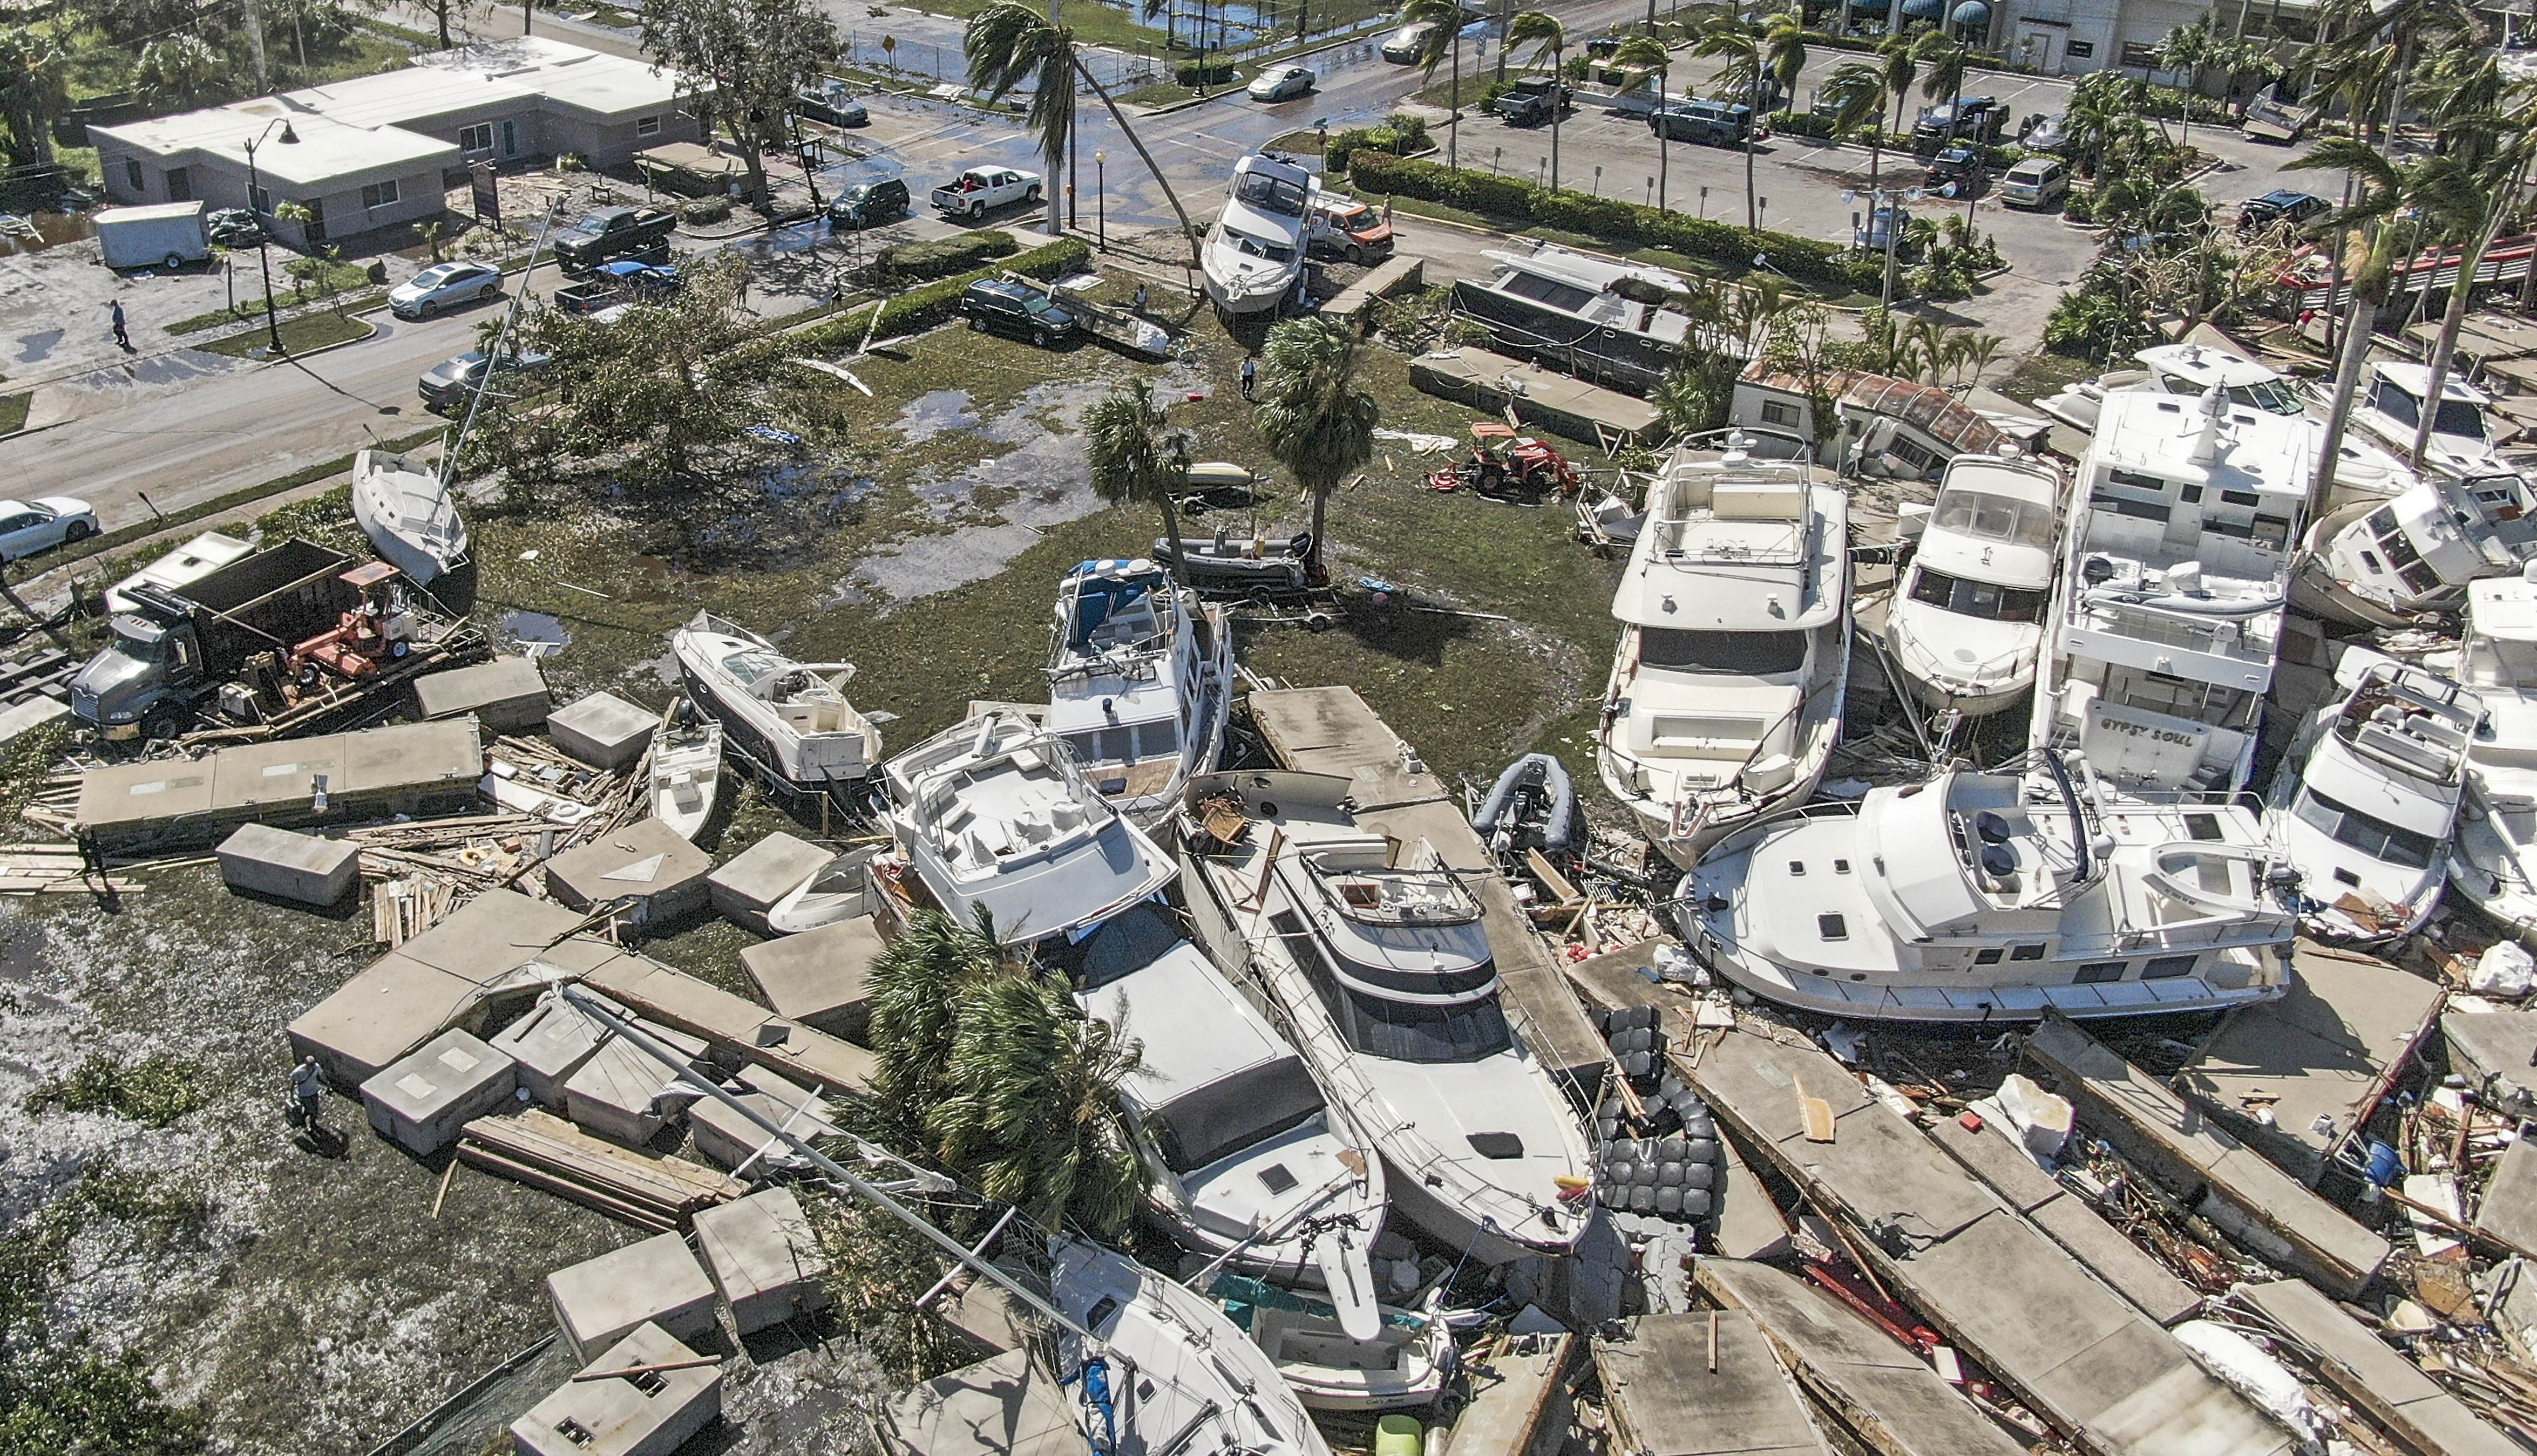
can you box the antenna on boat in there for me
[2187,383,2228,466]
[439,198,567,495]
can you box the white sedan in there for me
[1249,64,1316,102]
[388,260,503,319]
[0,496,97,562]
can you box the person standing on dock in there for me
[290,1056,326,1134]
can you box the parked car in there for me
[1913,96,2006,146]
[0,497,97,562]
[1999,155,2071,209]
[2022,112,2070,153]
[829,176,912,229]
[1380,20,1440,61]
[1651,99,1752,147]
[1583,34,1624,57]
[417,348,554,412]
[552,205,677,273]
[1495,77,1574,126]
[931,166,1042,220]
[959,279,1080,346]
[387,260,503,319]
[205,207,264,247]
[2239,188,2332,235]
[1854,203,1918,260]
[1249,64,1316,101]
[1924,145,1989,195]
[1712,74,1782,113]
[795,81,869,127]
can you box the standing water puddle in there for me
[896,389,981,443]
[497,611,572,658]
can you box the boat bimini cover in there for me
[1066,560,1164,654]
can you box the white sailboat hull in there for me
[351,448,467,583]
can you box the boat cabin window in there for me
[2374,376,2487,440]
[1498,270,1600,314]
[1931,489,2056,549]
[2292,787,2439,869]
[2469,633,2537,689]
[2143,954,2197,979]
[2108,669,2255,728]
[1234,171,1309,216]
[1149,1056,1327,1174]
[1640,627,1808,675]
[1272,912,1512,1063]
[1973,948,2004,964]
[2370,509,2443,594]
[1908,567,2049,623]
[2009,943,2047,961]
[1066,720,1180,767]
[2075,962,2127,983]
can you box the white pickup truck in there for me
[930,166,1043,220]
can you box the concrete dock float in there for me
[1594,1310,1833,1456]
[2236,1277,2522,1456]
[77,718,483,849]
[582,950,875,1096]
[1246,686,1608,1083]
[2026,1016,2391,1299]
[886,1349,1089,1456]
[1443,1334,1574,1456]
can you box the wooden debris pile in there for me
[457,1108,746,1234]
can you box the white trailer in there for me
[95,201,208,271]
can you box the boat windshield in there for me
[2163,372,2301,415]
[1236,171,1309,216]
[1274,911,1512,1062]
[1222,229,1294,262]
[2373,377,2487,440]
[1931,488,2055,548]
[1640,627,1808,675]
[2293,786,2439,869]
[1909,567,2049,623]
[1150,1057,1327,1173]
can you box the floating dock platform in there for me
[1408,346,1666,448]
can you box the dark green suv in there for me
[829,177,912,230]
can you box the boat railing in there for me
[1662,673,1837,842]
[2068,596,2273,664]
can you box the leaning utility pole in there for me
[242,0,270,91]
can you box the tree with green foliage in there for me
[1505,11,1566,190]
[1912,30,1968,146]
[1402,0,1470,169]
[1692,13,1768,232]
[1256,316,1379,571]
[2396,59,2528,470]
[2288,134,2411,516]
[931,974,1145,1236]
[0,26,65,168]
[1084,376,1195,583]
[852,908,1003,1157]
[640,0,839,210]
[1611,36,1672,209]
[2154,21,2212,148]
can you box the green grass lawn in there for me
[0,392,29,437]
[193,309,374,358]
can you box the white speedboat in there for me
[1208,1275,1455,1413]
[2294,470,2537,627]
[2342,359,2519,482]
[2266,655,2479,944]
[1203,152,1315,316]
[1046,559,1234,827]
[1456,244,1702,393]
[673,611,881,795]
[1074,904,1386,1340]
[2453,571,2537,940]
[883,710,1175,946]
[2029,389,2309,799]
[1597,432,1849,867]
[1887,452,2061,718]
[1049,1236,1331,1456]
[765,846,877,934]
[649,713,722,841]
[1178,771,1593,1265]
[1680,752,2298,1022]
[351,448,468,584]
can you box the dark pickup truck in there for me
[553,206,677,273]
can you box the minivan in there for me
[2000,156,2070,209]
[1651,99,1752,146]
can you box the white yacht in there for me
[2295,470,2537,628]
[2342,359,2519,482]
[1177,771,1594,1266]
[2453,571,2537,940]
[673,611,881,794]
[1681,752,2298,1022]
[1887,452,2061,718]
[649,715,722,841]
[1597,433,1849,867]
[351,448,468,584]
[2027,389,2310,799]
[1073,905,1387,1341]
[1045,559,1235,827]
[883,709,1176,946]
[1049,1236,1332,1456]
[2266,656,2479,944]
[1455,244,1701,393]
[1203,152,1315,316]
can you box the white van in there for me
[2000,156,2070,210]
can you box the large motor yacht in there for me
[2027,389,2310,800]
[2452,571,2537,940]
[1452,244,1702,394]
[1177,771,1593,1265]
[1597,432,1849,867]
[1681,752,2298,1022]
[2295,470,2537,628]
[1203,152,1315,316]
[673,611,881,794]
[881,709,1176,945]
[1887,452,2062,718]
[1044,559,1234,827]
[2266,656,2480,944]
[1071,905,1388,1342]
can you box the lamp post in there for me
[1094,149,1107,251]
[241,117,299,356]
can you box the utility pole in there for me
[242,0,269,92]
[525,0,533,35]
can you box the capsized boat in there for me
[883,709,1175,945]
[351,448,469,584]
[1887,452,2061,718]
[1597,431,1850,867]
[2452,570,2537,940]
[1454,243,1702,394]
[673,611,881,794]
[649,711,722,841]
[2028,388,2310,800]
[1045,559,1234,826]
[2294,469,2537,628]
[1680,752,2299,1022]
[1073,905,1386,1341]
[2266,655,2479,944]
[1208,1274,1455,1413]
[1203,152,1315,316]
[1178,771,1594,1265]
[1050,1235,1332,1456]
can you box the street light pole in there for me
[242,118,298,356]
[1094,149,1107,250]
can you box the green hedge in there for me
[1347,151,1884,295]
[877,230,1019,284]
[681,198,732,225]
[1176,62,1238,86]
[711,236,1093,379]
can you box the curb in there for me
[240,316,385,368]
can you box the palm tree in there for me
[1505,11,1566,189]
[2155,21,2213,148]
[929,974,1146,1236]
[1403,0,1468,169]
[1256,316,1379,571]
[1611,36,1671,207]
[2289,135,2410,519]
[1084,376,1195,582]
[859,909,1003,1156]
[967,3,1202,271]
[1762,8,1807,113]
[2398,60,2526,469]
[1823,60,1895,297]
[1691,13,1765,232]
[1913,30,1968,143]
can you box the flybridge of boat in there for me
[1050,559,1177,679]
[1612,439,1838,629]
[2330,660,2481,787]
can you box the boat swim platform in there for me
[1246,685,1610,1085]
[75,717,484,850]
[2170,943,2443,1187]
[1562,966,2291,1456]
[2025,1015,2392,1301]
[1408,346,1667,450]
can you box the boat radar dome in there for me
[2082,555,2118,586]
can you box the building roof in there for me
[408,36,685,121]
[94,102,457,187]
[1739,360,2005,455]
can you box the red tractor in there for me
[1427,423,1584,498]
[284,562,416,692]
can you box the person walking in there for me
[1240,354,1257,400]
[1132,283,1149,316]
[290,1055,326,1133]
[736,273,751,314]
[108,298,130,351]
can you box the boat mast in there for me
[440,199,567,493]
